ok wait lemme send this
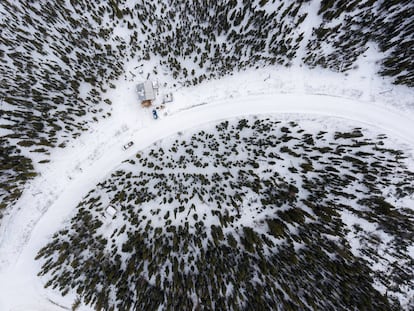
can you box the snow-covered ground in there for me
[0,65,414,310]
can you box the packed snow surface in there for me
[0,66,413,310]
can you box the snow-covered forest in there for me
[1,0,413,216]
[36,117,414,310]
[0,0,413,310]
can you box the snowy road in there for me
[0,92,414,310]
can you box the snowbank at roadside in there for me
[0,65,413,310]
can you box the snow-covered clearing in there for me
[0,66,413,310]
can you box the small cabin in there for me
[136,81,156,107]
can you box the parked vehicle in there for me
[152,109,158,119]
[123,141,134,150]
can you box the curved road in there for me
[0,93,414,310]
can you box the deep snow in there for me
[0,65,414,310]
